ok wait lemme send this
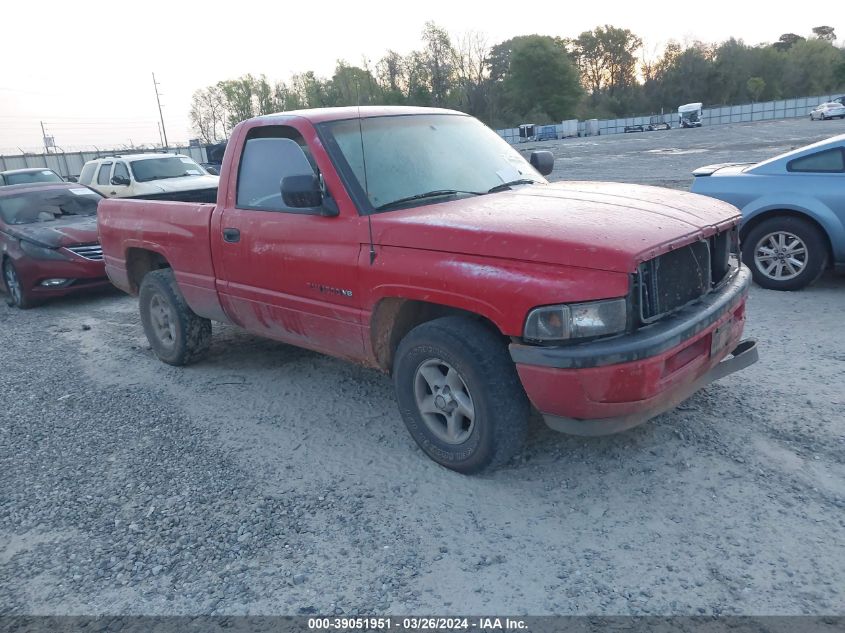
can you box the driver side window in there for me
[236,126,317,211]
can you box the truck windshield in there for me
[130,157,206,182]
[0,188,102,225]
[320,114,546,212]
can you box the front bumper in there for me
[15,255,111,299]
[510,266,758,435]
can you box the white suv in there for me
[78,153,219,202]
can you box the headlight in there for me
[19,240,68,261]
[524,298,628,342]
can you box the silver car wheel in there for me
[413,358,475,445]
[149,293,177,349]
[4,262,22,305]
[754,231,807,281]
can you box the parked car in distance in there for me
[0,183,110,308]
[98,106,758,473]
[691,134,845,290]
[78,153,219,203]
[810,102,845,120]
[0,168,64,187]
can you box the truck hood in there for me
[132,174,219,194]
[373,181,740,273]
[6,215,99,248]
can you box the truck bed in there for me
[98,198,220,316]
[128,187,218,204]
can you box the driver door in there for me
[108,161,131,197]
[214,123,365,360]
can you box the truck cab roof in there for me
[255,105,464,124]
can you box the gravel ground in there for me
[1,117,844,616]
[522,115,845,190]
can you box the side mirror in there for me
[66,176,78,183]
[530,150,555,176]
[111,175,130,186]
[281,174,327,210]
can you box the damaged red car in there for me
[0,183,110,308]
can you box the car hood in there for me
[6,215,99,248]
[133,174,219,194]
[372,181,740,273]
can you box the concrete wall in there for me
[496,93,842,142]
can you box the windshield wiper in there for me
[374,189,482,211]
[487,179,539,194]
[146,174,188,181]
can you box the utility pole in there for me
[40,121,49,154]
[152,72,168,149]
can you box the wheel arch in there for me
[740,208,834,263]
[125,247,172,295]
[369,297,508,373]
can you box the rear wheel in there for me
[139,269,211,365]
[3,259,34,309]
[393,316,529,473]
[742,217,828,290]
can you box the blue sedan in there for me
[691,134,845,290]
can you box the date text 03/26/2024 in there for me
[307,617,528,630]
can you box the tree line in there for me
[189,23,845,142]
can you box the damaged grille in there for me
[636,228,737,323]
[67,243,103,261]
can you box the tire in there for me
[393,316,529,474]
[139,269,211,365]
[742,216,828,291]
[3,259,34,309]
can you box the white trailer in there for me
[678,102,703,128]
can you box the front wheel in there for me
[741,217,828,290]
[393,316,529,474]
[3,259,34,309]
[139,269,211,365]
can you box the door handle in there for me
[222,228,240,243]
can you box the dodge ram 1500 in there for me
[98,106,758,473]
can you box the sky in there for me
[0,0,833,153]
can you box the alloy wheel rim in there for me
[754,231,807,281]
[4,264,21,305]
[149,294,177,348]
[413,358,476,445]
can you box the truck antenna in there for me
[357,81,376,265]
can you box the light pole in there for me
[40,121,50,154]
[152,72,168,149]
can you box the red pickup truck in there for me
[98,106,758,473]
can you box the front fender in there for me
[363,246,631,337]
